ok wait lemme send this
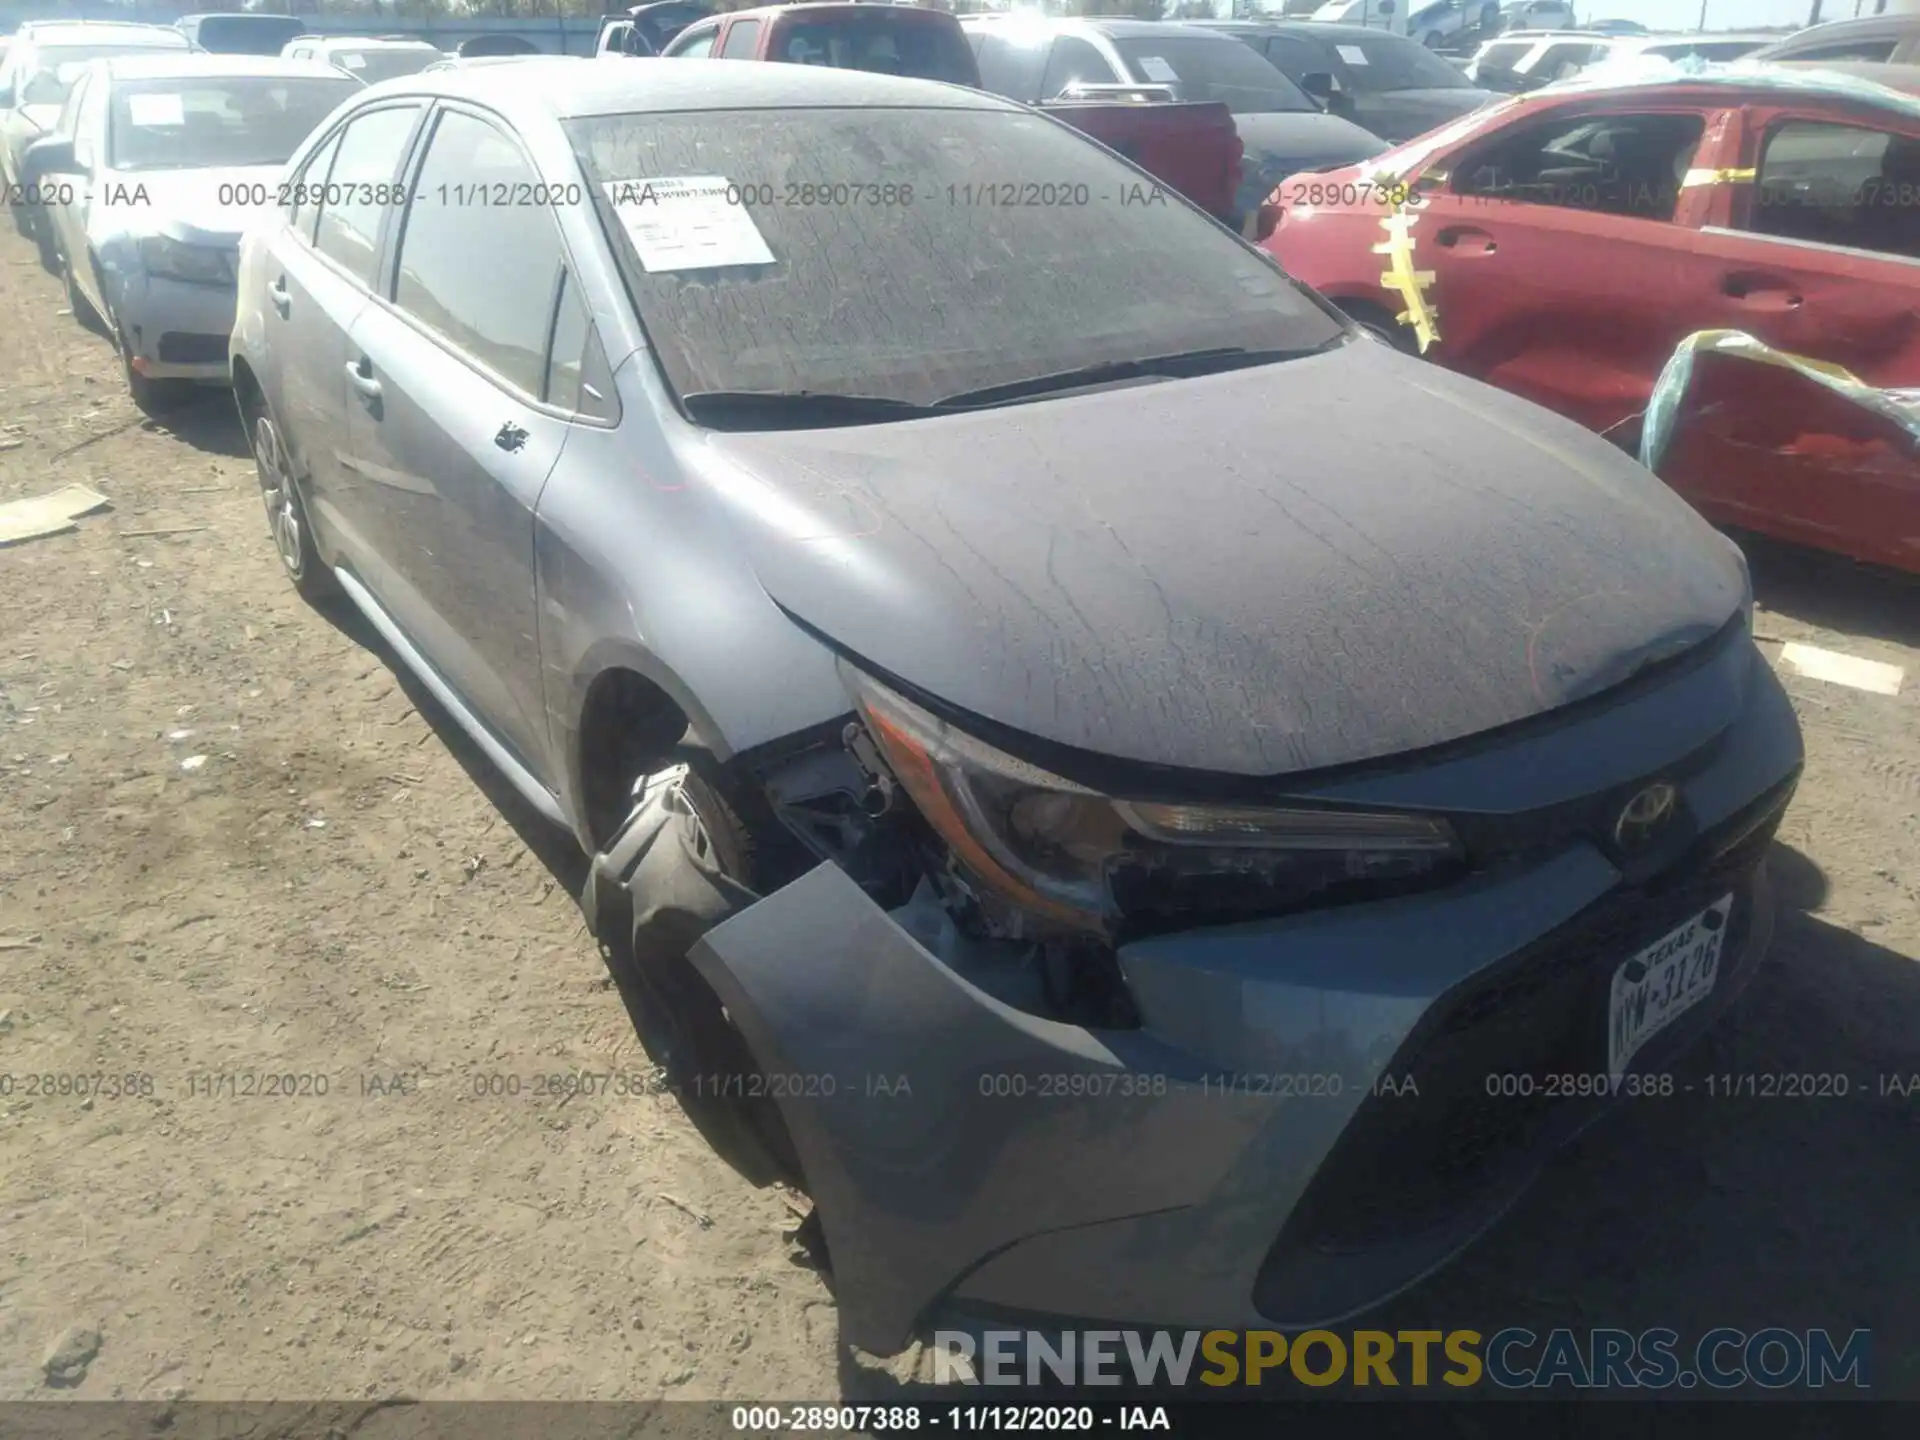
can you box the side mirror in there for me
[1299,70,1336,99]
[24,136,78,181]
[1253,199,1281,242]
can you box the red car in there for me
[1265,69,1920,574]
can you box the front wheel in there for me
[30,211,59,274]
[583,766,805,1190]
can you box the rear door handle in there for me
[1436,226,1497,254]
[345,357,383,406]
[268,277,290,317]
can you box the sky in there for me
[1574,0,1901,29]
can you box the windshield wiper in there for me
[932,345,1327,410]
[681,389,944,430]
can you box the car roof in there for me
[369,54,1020,117]
[963,15,1239,42]
[98,52,350,82]
[1767,14,1918,44]
[304,36,442,51]
[720,2,956,18]
[1192,20,1425,42]
[16,22,190,46]
[1774,58,1920,94]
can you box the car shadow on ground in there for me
[151,389,252,460]
[1737,528,1920,650]
[302,591,793,1181]
[836,841,1920,1401]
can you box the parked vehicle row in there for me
[1264,65,1920,573]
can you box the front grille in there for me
[156,332,227,365]
[1255,774,1795,1275]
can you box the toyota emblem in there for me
[1614,782,1678,851]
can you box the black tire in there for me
[30,211,59,274]
[117,327,194,416]
[65,257,108,339]
[584,766,806,1191]
[1340,301,1422,355]
[242,390,340,603]
[7,201,27,238]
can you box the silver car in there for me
[231,59,1801,1353]
[27,53,358,411]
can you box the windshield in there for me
[332,47,442,83]
[24,42,187,105]
[187,19,306,55]
[771,15,978,85]
[567,106,1342,410]
[1111,36,1313,113]
[1330,33,1478,91]
[109,75,357,170]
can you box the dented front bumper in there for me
[690,641,1804,1354]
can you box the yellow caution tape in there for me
[1679,166,1757,188]
[1372,207,1439,354]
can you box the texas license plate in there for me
[1608,894,1733,1080]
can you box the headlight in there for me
[138,235,234,285]
[842,662,1462,935]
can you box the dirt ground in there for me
[1,223,1916,1405]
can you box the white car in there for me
[1466,28,1776,88]
[26,53,359,411]
[0,20,190,267]
[279,35,445,84]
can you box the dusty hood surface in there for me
[702,336,1746,779]
[98,164,282,244]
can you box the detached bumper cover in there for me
[116,274,238,381]
[690,643,1802,1354]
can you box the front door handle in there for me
[1436,226,1497,254]
[494,422,528,454]
[268,277,291,317]
[345,357,382,406]
[1720,272,1803,310]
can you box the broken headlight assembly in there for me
[840,662,1465,937]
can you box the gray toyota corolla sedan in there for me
[231,59,1803,1354]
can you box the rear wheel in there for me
[583,765,805,1191]
[244,393,339,603]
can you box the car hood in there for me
[100,164,282,244]
[1232,108,1387,174]
[698,337,1746,779]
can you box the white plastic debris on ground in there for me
[0,485,112,546]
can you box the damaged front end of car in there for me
[583,616,1803,1358]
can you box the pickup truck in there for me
[656,2,1256,231]
[596,2,716,58]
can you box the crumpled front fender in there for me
[688,863,1275,1355]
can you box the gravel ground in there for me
[1,227,1916,1403]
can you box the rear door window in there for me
[773,14,976,84]
[312,103,422,286]
[1743,118,1920,261]
[288,128,341,240]
[1039,36,1117,97]
[970,31,1047,101]
[720,19,761,59]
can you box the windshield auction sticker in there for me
[603,175,776,273]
